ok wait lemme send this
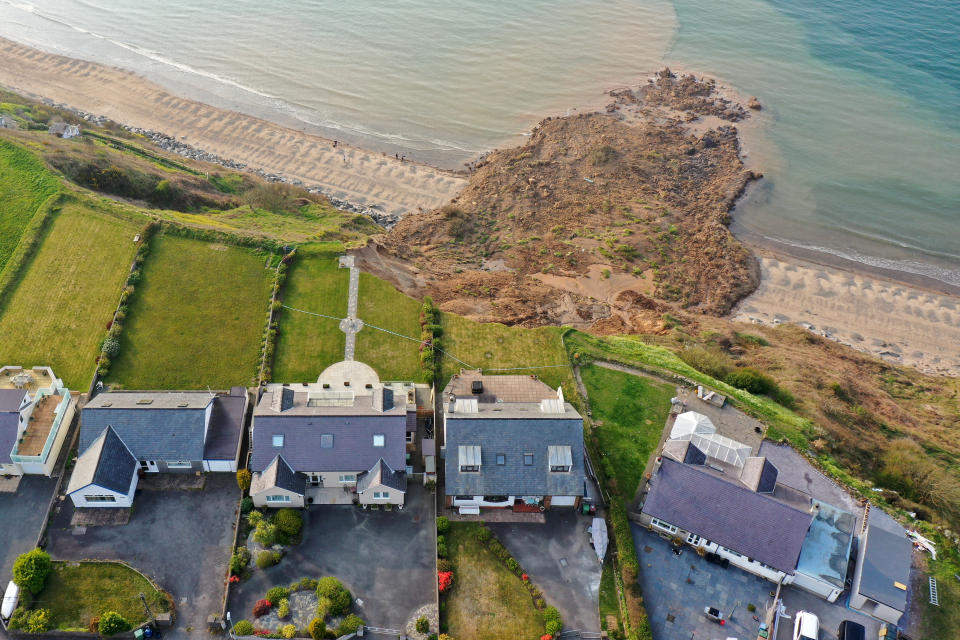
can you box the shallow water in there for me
[1,0,957,287]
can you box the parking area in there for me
[45,473,240,640]
[488,508,602,632]
[0,475,58,582]
[227,484,436,631]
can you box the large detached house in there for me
[0,366,75,477]
[442,371,585,514]
[249,361,413,508]
[69,388,246,507]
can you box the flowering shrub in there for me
[542,635,553,640]
[522,573,529,582]
[252,598,272,617]
[438,570,454,593]
[229,574,240,583]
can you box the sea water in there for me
[0,0,957,288]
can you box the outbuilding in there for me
[849,525,913,624]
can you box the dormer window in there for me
[272,434,284,447]
[459,445,481,472]
[548,445,572,472]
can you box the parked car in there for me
[794,611,820,640]
[703,606,726,625]
[838,620,866,640]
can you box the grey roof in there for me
[252,455,306,496]
[0,412,18,464]
[203,395,245,461]
[406,411,417,432]
[641,458,812,573]
[0,389,27,411]
[80,395,212,461]
[250,413,407,473]
[444,417,585,497]
[794,500,855,588]
[684,443,706,466]
[254,386,407,417]
[858,525,912,611]
[67,426,137,495]
[357,458,407,493]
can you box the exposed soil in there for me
[363,69,761,330]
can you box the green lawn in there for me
[444,523,544,640]
[107,233,273,389]
[0,139,60,272]
[598,562,621,635]
[272,243,348,382]
[354,272,428,382]
[580,364,674,498]
[0,197,141,389]
[439,316,578,404]
[31,562,170,631]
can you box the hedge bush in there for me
[307,618,326,640]
[254,521,278,547]
[256,550,278,569]
[436,516,450,534]
[274,509,303,536]
[237,469,252,493]
[416,616,429,633]
[315,576,351,616]
[437,558,453,573]
[231,547,251,574]
[233,620,255,636]
[281,624,296,638]
[266,586,290,603]
[474,526,491,544]
[12,548,52,595]
[241,496,254,514]
[336,614,364,636]
[544,606,562,636]
[98,611,131,635]
[9,608,52,633]
[253,598,272,617]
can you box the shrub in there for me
[505,557,521,574]
[281,624,296,638]
[299,577,319,591]
[679,346,732,380]
[474,526,491,544]
[315,597,332,618]
[437,559,453,573]
[231,547,252,574]
[254,521,278,547]
[274,509,303,536]
[315,576,351,616]
[98,611,131,635]
[12,548,52,595]
[436,516,450,534]
[436,539,448,558]
[277,598,291,619]
[257,550,277,569]
[253,598,273,617]
[307,618,326,640]
[237,469,253,493]
[102,336,121,357]
[438,571,454,593]
[544,605,562,635]
[725,368,775,395]
[248,510,264,526]
[335,614,364,636]
[233,620,255,636]
[610,501,639,572]
[266,586,290,603]
[10,608,52,633]
[416,615,430,633]
[241,496,254,514]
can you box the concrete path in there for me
[338,255,364,360]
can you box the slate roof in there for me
[357,458,407,493]
[0,412,18,464]
[203,395,246,461]
[80,395,213,461]
[858,525,912,611]
[0,389,27,411]
[641,458,812,573]
[67,426,137,495]
[251,455,306,496]
[444,417,584,497]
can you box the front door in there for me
[308,474,322,487]
[140,460,159,473]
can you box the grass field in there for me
[0,197,141,389]
[31,562,170,631]
[439,316,578,403]
[272,243,349,382]
[580,364,674,498]
[354,272,427,382]
[444,522,544,640]
[0,139,60,272]
[107,233,273,389]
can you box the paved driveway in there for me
[227,485,435,630]
[0,476,58,583]
[488,509,601,633]
[45,473,240,640]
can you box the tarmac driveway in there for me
[227,485,436,631]
[488,509,601,632]
[0,476,58,583]
[45,473,240,640]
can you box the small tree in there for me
[232,620,254,636]
[315,576,351,616]
[307,618,326,640]
[98,611,131,635]
[237,468,252,493]
[12,548,52,595]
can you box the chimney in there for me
[270,388,283,412]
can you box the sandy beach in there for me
[0,37,465,218]
[732,251,960,376]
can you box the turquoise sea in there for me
[1,0,957,288]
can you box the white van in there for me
[1,581,20,624]
[793,611,820,640]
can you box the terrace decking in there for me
[17,393,60,456]
[0,367,53,394]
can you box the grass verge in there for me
[444,522,544,640]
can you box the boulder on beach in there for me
[747,96,762,110]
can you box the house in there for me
[849,525,913,624]
[250,455,306,508]
[47,122,80,138]
[442,371,585,513]
[640,434,855,602]
[79,387,246,474]
[0,366,75,477]
[249,361,414,507]
[66,426,138,508]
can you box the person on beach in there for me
[333,140,338,148]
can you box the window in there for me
[548,445,572,472]
[373,434,385,447]
[550,464,571,472]
[650,518,677,534]
[459,445,481,472]
[338,474,356,484]
[272,434,284,447]
[266,495,291,503]
[496,454,505,465]
[456,495,472,501]
[85,495,116,503]
[320,434,333,448]
[523,453,534,466]
[373,491,390,500]
[460,464,480,472]
[166,461,192,468]
[406,431,415,444]
[686,533,701,546]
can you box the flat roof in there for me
[445,370,559,403]
[859,525,912,611]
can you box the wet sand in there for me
[0,37,465,218]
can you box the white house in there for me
[66,426,139,508]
